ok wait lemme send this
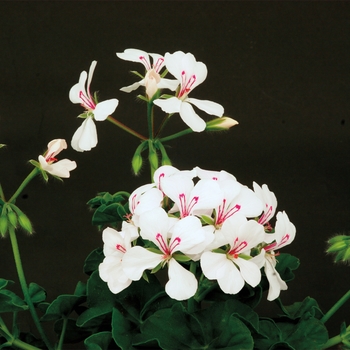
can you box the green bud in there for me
[327,240,348,253]
[7,211,18,228]
[148,141,159,171]
[155,140,172,166]
[0,214,8,237]
[18,214,33,234]
[205,117,239,131]
[131,141,148,176]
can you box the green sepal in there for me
[150,262,163,274]
[137,94,149,103]
[200,214,214,226]
[173,253,192,262]
[130,70,144,79]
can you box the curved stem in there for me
[107,116,147,141]
[321,324,350,349]
[321,289,350,324]
[8,168,40,204]
[159,128,194,143]
[8,226,54,350]
[57,317,68,350]
[155,113,173,138]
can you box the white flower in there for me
[99,226,137,294]
[38,139,76,178]
[201,217,265,295]
[153,51,224,132]
[116,49,178,98]
[261,211,296,301]
[122,208,207,300]
[69,61,119,152]
[253,182,277,225]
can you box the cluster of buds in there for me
[99,165,296,301]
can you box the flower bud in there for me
[0,214,8,237]
[7,210,18,228]
[132,153,143,176]
[205,117,238,131]
[148,142,159,171]
[18,213,33,234]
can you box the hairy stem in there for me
[107,116,147,140]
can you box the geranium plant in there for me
[0,48,349,350]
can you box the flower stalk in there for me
[8,225,53,350]
[321,289,350,324]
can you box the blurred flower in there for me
[154,51,224,132]
[117,49,178,99]
[38,139,76,178]
[69,61,119,151]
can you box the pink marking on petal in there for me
[216,199,241,225]
[258,204,274,225]
[139,56,151,71]
[116,244,126,254]
[229,238,248,257]
[178,71,196,98]
[131,194,140,213]
[156,233,169,255]
[169,237,181,254]
[153,57,164,73]
[179,193,199,217]
[79,91,96,110]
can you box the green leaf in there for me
[83,248,105,275]
[112,308,137,350]
[277,317,328,350]
[0,290,28,313]
[84,331,112,350]
[53,318,92,344]
[276,297,324,320]
[40,294,85,322]
[0,279,14,290]
[28,283,46,304]
[74,281,87,297]
[76,270,116,328]
[275,253,300,282]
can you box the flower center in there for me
[156,233,181,257]
[179,193,199,217]
[228,238,248,259]
[216,199,241,226]
[79,91,96,110]
[178,71,196,98]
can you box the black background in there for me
[0,0,349,341]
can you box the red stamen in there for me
[153,57,164,73]
[116,244,126,254]
[139,56,151,71]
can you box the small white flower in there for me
[69,61,119,152]
[38,139,76,178]
[154,51,224,132]
[117,48,178,98]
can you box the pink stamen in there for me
[131,194,140,213]
[116,244,126,254]
[216,199,241,225]
[79,91,96,110]
[139,56,151,71]
[178,71,196,97]
[229,238,248,258]
[179,193,199,217]
[169,237,181,253]
[258,205,273,225]
[279,234,290,247]
[153,58,164,73]
[156,233,170,255]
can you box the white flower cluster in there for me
[99,165,296,301]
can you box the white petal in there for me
[200,251,228,280]
[69,71,87,104]
[122,246,163,280]
[87,61,97,98]
[117,49,150,69]
[99,256,132,294]
[120,80,144,93]
[274,211,296,248]
[234,257,262,288]
[187,98,224,117]
[179,101,206,132]
[165,259,198,300]
[94,99,119,121]
[153,97,181,114]
[217,261,245,294]
[157,78,179,91]
[48,159,77,178]
[264,256,287,301]
[46,139,67,157]
[71,117,97,152]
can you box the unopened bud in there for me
[18,214,33,234]
[0,215,8,237]
[7,211,18,228]
[148,142,159,171]
[205,117,238,131]
[132,153,143,176]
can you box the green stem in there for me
[107,116,147,141]
[321,289,350,324]
[8,226,54,350]
[159,128,194,143]
[321,324,350,349]
[8,168,40,204]
[155,113,173,138]
[0,183,5,201]
[57,317,68,350]
[147,101,154,139]
[187,262,198,313]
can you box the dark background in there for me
[0,0,349,340]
